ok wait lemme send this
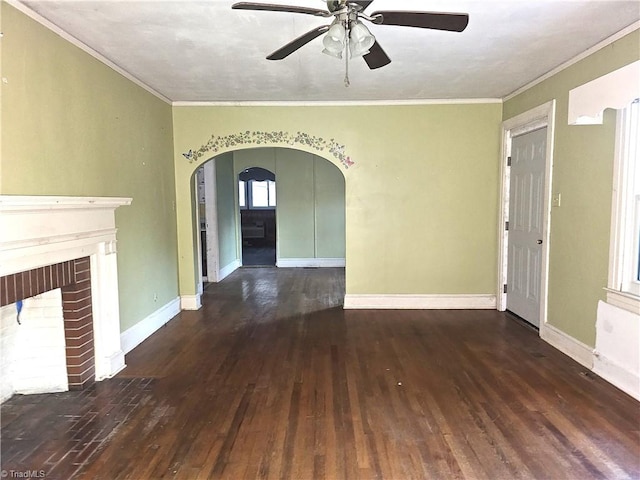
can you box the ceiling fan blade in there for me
[267,25,330,60]
[232,2,331,17]
[363,41,390,69]
[371,11,469,32]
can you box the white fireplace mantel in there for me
[0,195,132,381]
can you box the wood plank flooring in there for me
[1,267,639,479]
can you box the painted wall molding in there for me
[539,322,594,369]
[504,22,640,102]
[180,294,202,311]
[277,258,346,268]
[183,130,354,169]
[173,99,503,107]
[568,60,640,125]
[6,0,172,104]
[120,297,181,354]
[343,294,497,310]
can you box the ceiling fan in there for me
[231,1,469,74]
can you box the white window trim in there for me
[607,101,640,314]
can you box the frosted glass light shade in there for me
[349,21,375,58]
[322,22,346,59]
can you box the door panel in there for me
[507,127,547,326]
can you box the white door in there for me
[507,127,547,326]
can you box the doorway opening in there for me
[192,148,346,296]
[239,167,276,266]
[498,100,555,331]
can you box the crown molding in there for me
[172,98,503,107]
[8,0,172,105]
[504,21,640,102]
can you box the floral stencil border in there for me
[183,130,354,169]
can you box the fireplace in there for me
[0,196,131,402]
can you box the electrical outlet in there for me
[552,193,561,207]
[153,293,158,302]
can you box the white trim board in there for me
[594,354,640,402]
[277,258,345,268]
[343,294,497,310]
[504,22,640,102]
[568,61,640,125]
[120,297,181,355]
[540,322,594,370]
[172,99,502,107]
[180,294,202,311]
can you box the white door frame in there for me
[194,160,220,296]
[203,160,220,282]
[497,100,556,333]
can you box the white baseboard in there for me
[180,294,201,311]
[120,297,181,354]
[95,350,126,380]
[219,259,241,281]
[277,258,346,268]
[540,322,594,369]
[343,294,497,310]
[594,354,640,401]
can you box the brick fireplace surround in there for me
[0,195,132,398]
[1,257,95,389]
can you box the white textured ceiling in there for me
[15,0,640,103]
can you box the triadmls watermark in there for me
[1,470,46,479]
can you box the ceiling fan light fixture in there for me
[322,20,346,58]
[349,20,375,58]
[324,0,346,13]
[232,1,469,83]
[322,47,343,59]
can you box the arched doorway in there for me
[177,129,353,310]
[195,147,346,288]
[239,167,276,266]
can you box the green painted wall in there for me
[503,29,640,346]
[234,147,276,173]
[214,153,238,270]
[1,4,179,331]
[172,103,502,297]
[269,148,315,258]
[233,147,345,261]
[313,155,346,259]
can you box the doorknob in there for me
[537,239,543,244]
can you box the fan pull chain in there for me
[344,35,350,87]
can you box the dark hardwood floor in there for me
[1,267,639,479]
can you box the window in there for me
[239,181,246,208]
[251,181,269,207]
[240,179,276,209]
[609,98,640,303]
